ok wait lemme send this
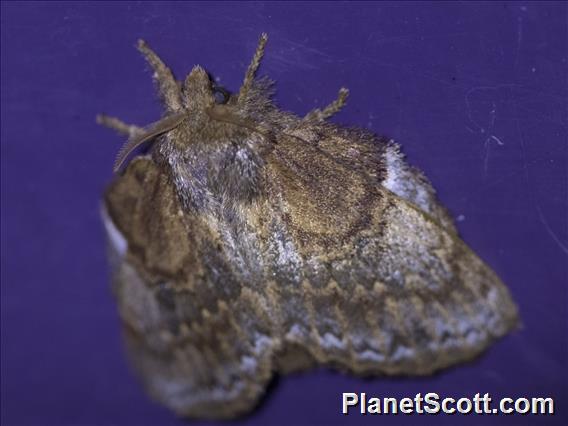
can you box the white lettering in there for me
[342,393,358,414]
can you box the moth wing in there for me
[381,142,458,233]
[270,123,455,238]
[262,125,518,375]
[103,158,280,419]
[272,189,519,376]
[264,123,387,245]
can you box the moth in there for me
[98,34,519,419]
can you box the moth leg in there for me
[96,114,144,138]
[304,87,349,121]
[137,39,183,112]
[238,33,268,102]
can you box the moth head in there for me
[183,66,230,111]
[99,34,269,173]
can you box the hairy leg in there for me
[238,33,268,102]
[137,39,183,112]
[305,88,349,121]
[97,114,144,138]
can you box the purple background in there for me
[1,2,566,425]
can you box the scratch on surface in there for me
[489,135,504,146]
[465,89,506,176]
[536,205,568,256]
[394,79,404,136]
[514,17,524,69]
[269,38,335,72]
[483,134,506,176]
[510,99,567,256]
[512,98,530,186]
